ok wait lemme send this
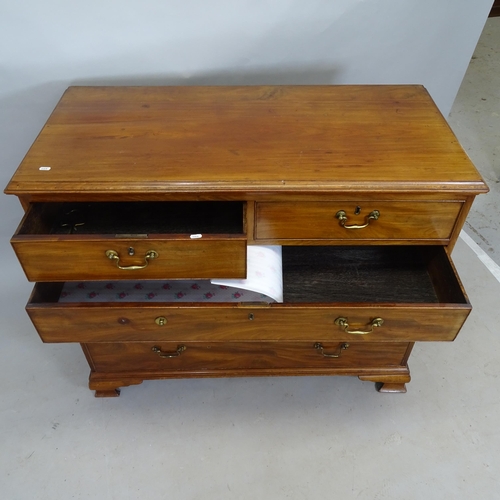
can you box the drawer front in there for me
[255,201,462,242]
[84,341,410,373]
[13,237,247,281]
[28,302,470,344]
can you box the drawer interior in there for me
[282,246,466,303]
[18,202,245,236]
[29,246,467,306]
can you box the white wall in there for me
[0,0,493,204]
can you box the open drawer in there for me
[27,246,471,343]
[11,201,247,281]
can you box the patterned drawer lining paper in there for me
[59,281,272,303]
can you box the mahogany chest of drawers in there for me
[5,85,488,396]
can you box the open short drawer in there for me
[27,246,471,343]
[12,201,247,281]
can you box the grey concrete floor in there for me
[1,17,500,500]
[450,16,500,266]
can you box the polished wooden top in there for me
[5,85,488,197]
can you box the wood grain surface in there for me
[255,200,462,242]
[84,341,410,372]
[5,85,488,197]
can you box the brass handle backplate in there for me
[314,342,349,358]
[334,317,384,335]
[335,209,380,229]
[105,249,158,270]
[151,345,186,358]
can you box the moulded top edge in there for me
[4,179,490,197]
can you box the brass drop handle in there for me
[105,249,158,270]
[334,317,384,335]
[335,209,380,229]
[151,345,186,358]
[314,342,349,358]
